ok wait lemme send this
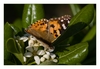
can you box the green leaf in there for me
[87,35,96,57]
[17,40,25,54]
[84,10,96,31]
[56,42,88,64]
[5,23,21,35]
[10,24,21,35]
[82,56,96,65]
[70,4,80,15]
[4,22,14,60]
[4,59,15,65]
[12,19,22,32]
[6,38,19,53]
[53,4,94,46]
[27,61,36,65]
[69,4,94,26]
[22,4,44,28]
[6,38,24,64]
[89,10,96,27]
[5,19,23,35]
[81,25,96,42]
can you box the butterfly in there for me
[25,15,71,51]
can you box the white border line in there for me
[1,0,99,69]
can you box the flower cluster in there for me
[18,34,58,65]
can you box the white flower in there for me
[23,56,26,62]
[26,46,33,52]
[29,35,37,40]
[46,51,50,55]
[40,57,45,62]
[52,59,58,63]
[19,36,28,42]
[33,46,39,51]
[33,43,40,47]
[34,56,40,65]
[50,53,56,59]
[24,52,33,57]
[37,50,45,55]
[28,36,40,47]
[28,39,34,46]
[43,54,50,59]
[18,35,58,65]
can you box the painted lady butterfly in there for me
[25,15,71,50]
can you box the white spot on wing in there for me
[68,20,70,23]
[61,19,64,22]
[62,24,67,30]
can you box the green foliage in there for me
[4,4,96,65]
[70,4,81,15]
[22,4,44,28]
[56,42,88,64]
[4,22,14,60]
[6,38,24,64]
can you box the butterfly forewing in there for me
[25,15,71,44]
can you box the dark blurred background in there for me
[4,4,86,23]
